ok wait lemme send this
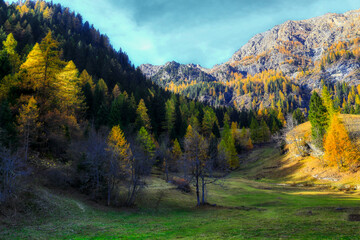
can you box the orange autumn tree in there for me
[323,115,359,169]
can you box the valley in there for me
[2,146,360,239]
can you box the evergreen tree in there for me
[220,122,238,168]
[309,92,328,148]
[292,108,305,124]
[137,126,155,158]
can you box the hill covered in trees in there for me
[0,0,287,213]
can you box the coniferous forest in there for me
[2,1,360,239]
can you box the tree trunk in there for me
[201,176,205,205]
[107,180,112,206]
[165,158,169,182]
[195,162,200,206]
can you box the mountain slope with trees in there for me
[0,0,283,213]
[140,9,360,113]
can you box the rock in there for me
[348,214,360,221]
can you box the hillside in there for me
[140,9,360,110]
[282,114,360,187]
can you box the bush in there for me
[170,177,191,193]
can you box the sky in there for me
[8,0,360,68]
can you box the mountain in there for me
[140,9,360,110]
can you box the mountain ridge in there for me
[140,8,360,109]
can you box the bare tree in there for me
[69,127,108,200]
[273,115,308,157]
[125,140,154,206]
[0,146,25,203]
[156,135,171,182]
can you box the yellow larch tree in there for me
[324,114,359,169]
[55,61,83,114]
[136,99,151,131]
[17,96,42,162]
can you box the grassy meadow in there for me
[2,147,360,239]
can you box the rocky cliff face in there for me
[140,9,360,107]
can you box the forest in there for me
[0,0,288,209]
[2,1,360,239]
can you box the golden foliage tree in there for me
[3,33,20,73]
[183,125,209,206]
[323,115,358,169]
[55,61,83,114]
[136,99,151,131]
[106,125,131,206]
[17,96,41,162]
[20,43,46,91]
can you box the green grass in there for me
[2,147,360,239]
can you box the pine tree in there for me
[250,117,260,143]
[202,108,218,137]
[109,95,124,128]
[220,122,238,168]
[292,108,305,124]
[137,126,155,158]
[164,98,176,135]
[309,92,329,148]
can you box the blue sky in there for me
[8,0,360,68]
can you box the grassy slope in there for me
[284,114,360,188]
[2,146,360,239]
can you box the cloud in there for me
[6,0,360,68]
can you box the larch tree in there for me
[183,125,209,206]
[137,126,155,159]
[3,33,20,73]
[323,114,358,169]
[202,108,218,137]
[136,99,151,131]
[17,96,41,162]
[55,61,83,115]
[20,43,46,91]
[322,85,335,116]
[172,138,182,168]
[106,125,131,206]
[112,84,121,99]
